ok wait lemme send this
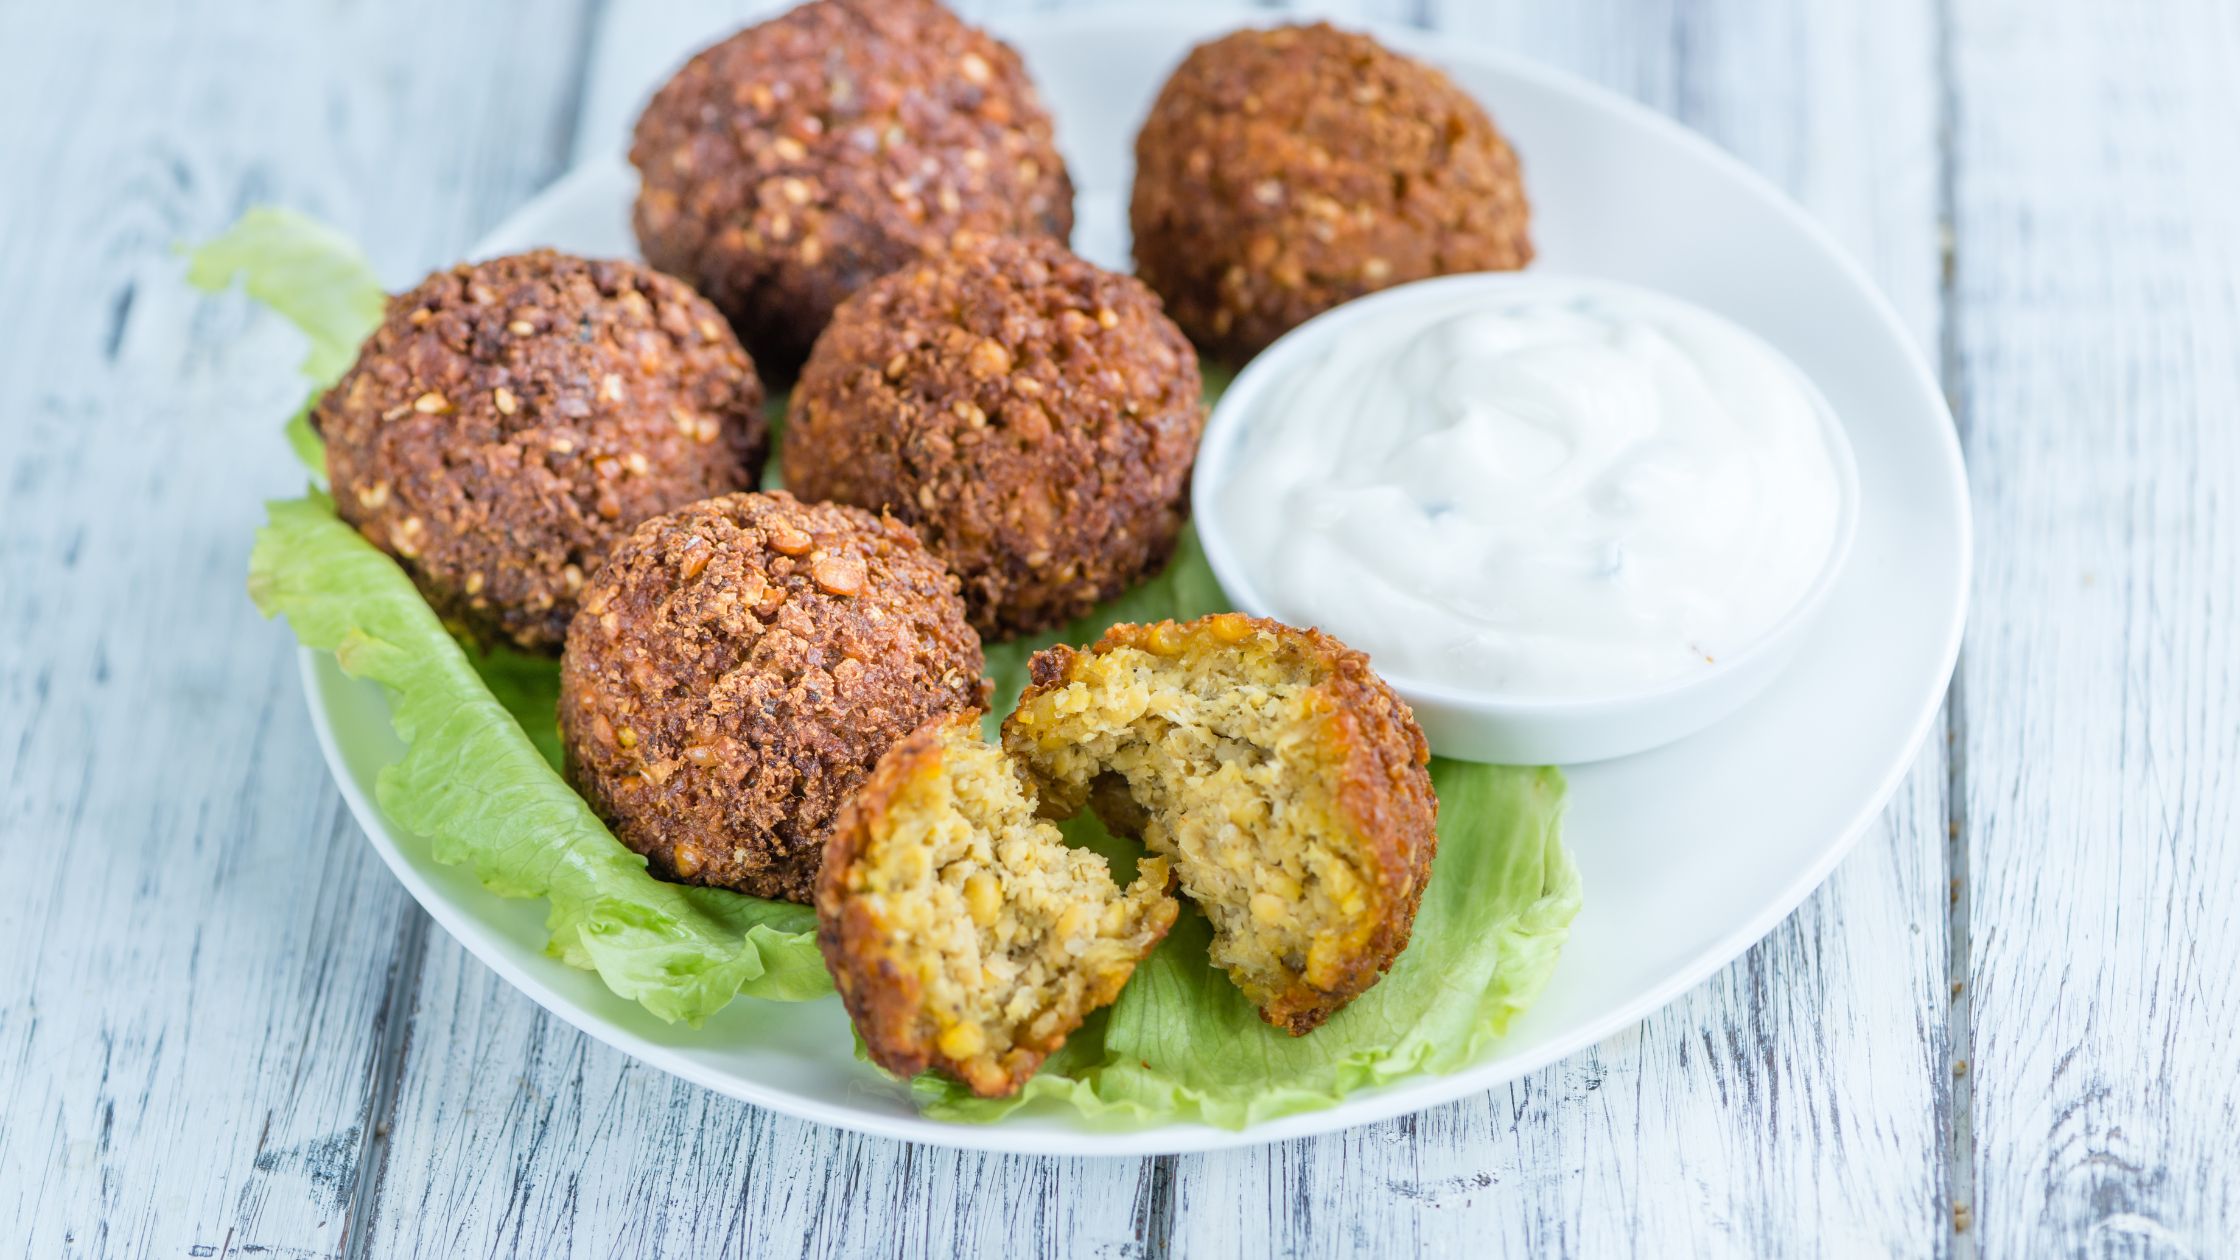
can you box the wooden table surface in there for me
[4,0,2235,1255]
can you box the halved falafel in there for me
[317,250,765,653]
[631,0,1075,376]
[1003,613,1438,1034]
[559,491,986,903]
[1130,23,1533,362]
[818,712,1178,1096]
[783,235,1205,640]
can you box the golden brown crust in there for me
[818,713,1177,1095]
[318,250,765,652]
[630,0,1075,377]
[1012,612,1437,1033]
[783,236,1205,640]
[558,492,986,902]
[816,715,959,1084]
[1130,22,1533,362]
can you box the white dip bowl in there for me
[1192,273,1861,766]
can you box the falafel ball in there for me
[630,0,1076,377]
[559,491,987,903]
[316,250,766,653]
[1003,613,1438,1034]
[818,712,1177,1097]
[783,236,1204,640]
[1130,22,1533,362]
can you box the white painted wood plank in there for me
[0,2,600,1255]
[1949,1,2240,1253]
[15,0,2227,1251]
[1165,0,1956,1251]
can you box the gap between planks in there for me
[1933,0,1978,1251]
[341,910,430,1260]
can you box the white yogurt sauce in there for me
[1212,282,1846,699]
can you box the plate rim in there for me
[295,7,1973,1156]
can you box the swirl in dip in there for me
[1210,280,1847,701]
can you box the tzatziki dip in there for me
[1207,279,1848,700]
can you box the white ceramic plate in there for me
[300,10,1970,1155]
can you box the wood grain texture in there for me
[15,0,2238,1253]
[362,942,1161,1258]
[0,2,600,1256]
[1949,1,2240,1254]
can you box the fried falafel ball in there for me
[1130,23,1533,362]
[559,491,987,903]
[630,0,1076,377]
[817,712,1178,1096]
[1004,613,1438,1034]
[316,251,766,653]
[784,236,1205,640]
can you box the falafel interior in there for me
[819,714,1178,1097]
[1003,614,1435,1035]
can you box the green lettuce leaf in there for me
[468,645,569,772]
[249,495,827,1019]
[185,207,389,384]
[186,208,392,474]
